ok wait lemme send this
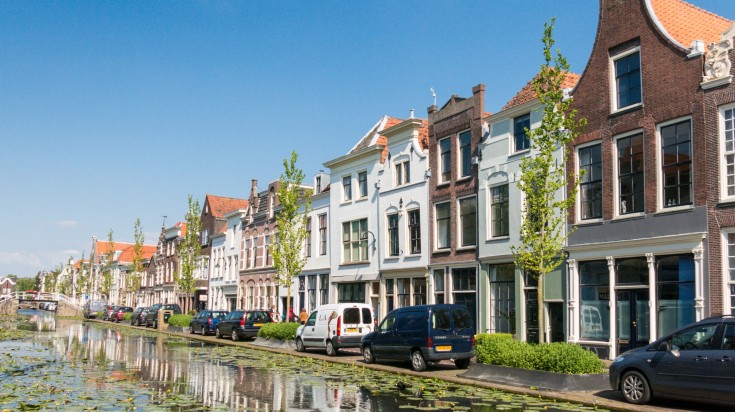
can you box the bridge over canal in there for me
[0,291,83,317]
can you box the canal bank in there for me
[105,320,712,412]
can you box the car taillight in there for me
[336,316,341,336]
[208,318,212,325]
[240,317,245,327]
[471,335,475,347]
[426,337,434,348]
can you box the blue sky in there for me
[1,1,733,277]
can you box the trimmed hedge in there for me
[475,333,604,374]
[187,310,197,316]
[123,313,133,321]
[96,311,105,319]
[258,322,300,340]
[168,314,193,327]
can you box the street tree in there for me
[101,229,115,302]
[127,218,145,307]
[272,150,312,321]
[511,19,586,344]
[178,195,202,313]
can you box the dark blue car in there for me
[361,304,475,371]
[215,310,272,341]
[189,310,228,336]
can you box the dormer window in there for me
[315,176,322,194]
[612,48,641,111]
[513,114,531,153]
[395,160,410,186]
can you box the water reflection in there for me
[3,312,601,411]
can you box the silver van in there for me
[295,303,375,356]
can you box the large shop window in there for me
[338,283,365,303]
[616,257,649,284]
[491,264,516,334]
[413,278,427,306]
[397,278,410,308]
[579,260,610,341]
[657,254,695,336]
[452,268,477,328]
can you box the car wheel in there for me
[454,358,471,369]
[232,330,239,342]
[621,370,651,405]
[295,338,305,352]
[201,326,208,336]
[362,346,375,364]
[190,324,196,334]
[216,327,222,339]
[325,340,338,356]
[411,350,427,372]
[153,320,158,329]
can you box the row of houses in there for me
[68,0,734,360]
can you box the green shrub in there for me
[96,311,104,319]
[258,322,301,340]
[188,310,197,316]
[123,313,132,321]
[168,314,192,327]
[475,333,604,374]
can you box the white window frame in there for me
[434,201,451,250]
[575,140,604,223]
[722,230,735,315]
[394,159,410,187]
[406,208,421,255]
[609,47,642,114]
[386,212,400,257]
[488,183,510,239]
[457,129,472,179]
[341,218,368,263]
[438,136,451,184]
[457,195,477,248]
[357,170,368,199]
[719,103,735,203]
[655,116,693,212]
[512,113,531,154]
[342,175,353,202]
[613,129,645,218]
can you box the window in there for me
[664,323,718,351]
[434,270,445,304]
[657,254,695,336]
[727,233,735,315]
[315,176,322,194]
[387,213,399,256]
[435,202,450,249]
[721,105,735,199]
[342,218,368,263]
[305,217,312,258]
[661,119,692,208]
[250,237,256,268]
[337,282,364,303]
[201,229,209,246]
[319,274,329,305]
[244,239,251,268]
[385,279,394,312]
[318,213,327,255]
[579,144,602,220]
[614,50,641,110]
[514,114,531,152]
[490,185,509,237]
[395,161,410,186]
[412,278,426,305]
[408,209,421,254]
[459,130,472,178]
[617,133,644,214]
[308,275,317,312]
[342,175,352,202]
[439,137,451,182]
[358,171,368,198]
[396,278,410,308]
[579,260,610,341]
[459,196,477,247]
[491,264,515,334]
[452,268,477,328]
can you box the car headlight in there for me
[613,356,625,363]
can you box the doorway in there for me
[616,289,650,354]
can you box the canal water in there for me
[0,310,606,411]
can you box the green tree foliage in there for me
[511,19,586,344]
[13,277,37,292]
[127,218,145,305]
[272,151,312,319]
[101,229,115,301]
[178,195,202,314]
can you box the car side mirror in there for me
[660,341,671,352]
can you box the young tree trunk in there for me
[537,274,545,344]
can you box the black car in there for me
[130,307,147,326]
[216,310,271,341]
[189,310,228,335]
[144,303,182,328]
[610,315,735,405]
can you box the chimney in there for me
[250,179,258,199]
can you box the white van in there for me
[295,303,375,356]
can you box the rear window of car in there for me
[212,311,227,319]
[432,309,451,330]
[343,308,360,324]
[247,311,270,322]
[361,308,372,324]
[229,311,244,319]
[451,308,471,331]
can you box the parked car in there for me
[144,303,182,328]
[103,305,120,321]
[114,306,134,322]
[190,310,228,336]
[295,303,375,356]
[610,315,735,405]
[83,301,108,319]
[130,307,147,326]
[360,304,475,372]
[216,310,272,341]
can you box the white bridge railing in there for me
[0,291,84,311]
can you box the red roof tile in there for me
[502,72,580,111]
[206,194,248,219]
[94,241,157,264]
[651,0,732,47]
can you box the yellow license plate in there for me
[435,345,452,352]
[253,323,263,327]
[346,328,358,333]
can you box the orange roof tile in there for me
[206,194,248,219]
[94,241,157,264]
[502,72,580,111]
[651,0,732,47]
[418,120,429,150]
